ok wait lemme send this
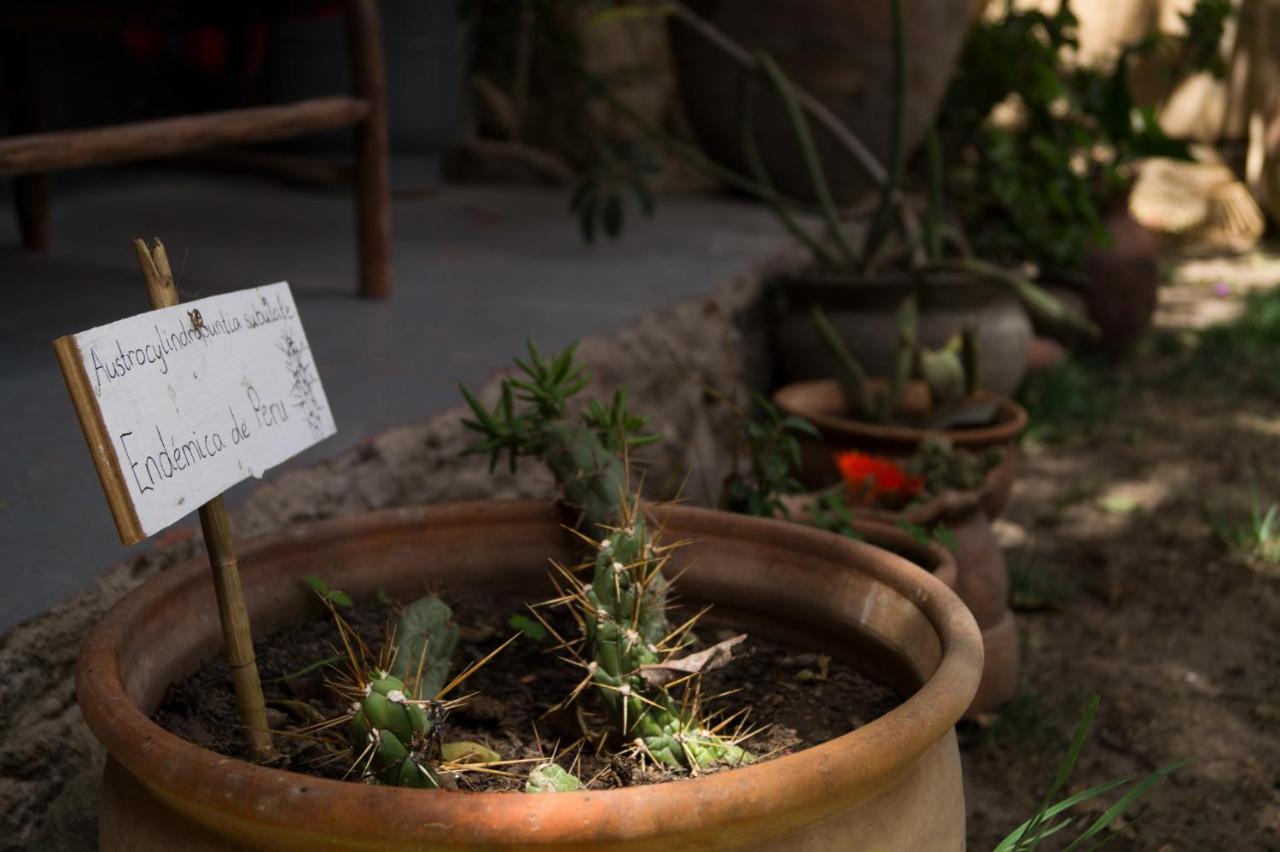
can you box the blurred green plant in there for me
[1007,554,1072,612]
[994,695,1187,851]
[940,0,1230,274]
[721,394,819,518]
[1185,288,1280,395]
[303,575,353,609]
[1017,358,1115,444]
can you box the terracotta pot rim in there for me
[847,515,959,589]
[76,500,982,844]
[773,377,1029,448]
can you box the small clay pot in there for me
[770,269,1034,398]
[861,490,1018,717]
[772,377,1028,516]
[78,501,982,850]
[776,496,958,592]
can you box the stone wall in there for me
[0,249,795,849]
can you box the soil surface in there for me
[962,252,1280,850]
[154,591,899,792]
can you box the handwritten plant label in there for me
[54,282,336,544]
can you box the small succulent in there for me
[348,673,447,788]
[812,299,993,429]
[526,762,583,793]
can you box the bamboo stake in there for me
[132,237,274,762]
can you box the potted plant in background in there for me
[717,390,960,592]
[774,293,1028,514]
[561,1,1095,397]
[936,0,1234,357]
[79,341,985,849]
[829,438,1018,716]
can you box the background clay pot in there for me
[79,501,982,851]
[775,500,959,592]
[1081,207,1160,359]
[861,490,1018,717]
[668,0,975,205]
[770,270,1034,398]
[772,377,1028,516]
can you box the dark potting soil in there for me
[153,591,900,792]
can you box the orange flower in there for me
[835,451,923,505]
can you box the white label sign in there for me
[54,282,336,544]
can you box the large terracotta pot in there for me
[669,0,974,205]
[79,501,982,851]
[772,377,1028,516]
[861,491,1017,717]
[770,270,1034,398]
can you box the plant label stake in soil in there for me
[53,238,337,760]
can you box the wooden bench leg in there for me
[344,0,392,299]
[5,34,50,251]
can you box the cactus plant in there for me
[460,338,658,533]
[812,299,993,429]
[549,499,752,770]
[389,595,459,699]
[463,343,753,772]
[526,762,583,793]
[302,586,516,789]
[348,672,447,788]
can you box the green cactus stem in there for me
[348,673,445,788]
[389,595,459,699]
[550,505,752,772]
[526,763,583,793]
[466,342,751,772]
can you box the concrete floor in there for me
[0,172,790,630]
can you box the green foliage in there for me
[1017,357,1115,444]
[722,394,819,518]
[572,143,657,242]
[940,0,1226,273]
[1007,555,1072,612]
[303,575,353,609]
[389,596,460,699]
[808,491,864,541]
[1183,288,1280,396]
[1244,498,1280,563]
[526,762,582,793]
[895,519,957,551]
[348,674,446,788]
[995,695,1187,850]
[459,338,659,531]
[1179,0,1233,77]
[904,436,1003,498]
[508,612,549,641]
[1211,487,1280,565]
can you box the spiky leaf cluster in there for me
[723,393,819,518]
[460,339,659,531]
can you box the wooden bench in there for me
[0,0,392,298]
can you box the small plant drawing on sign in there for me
[278,326,324,440]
